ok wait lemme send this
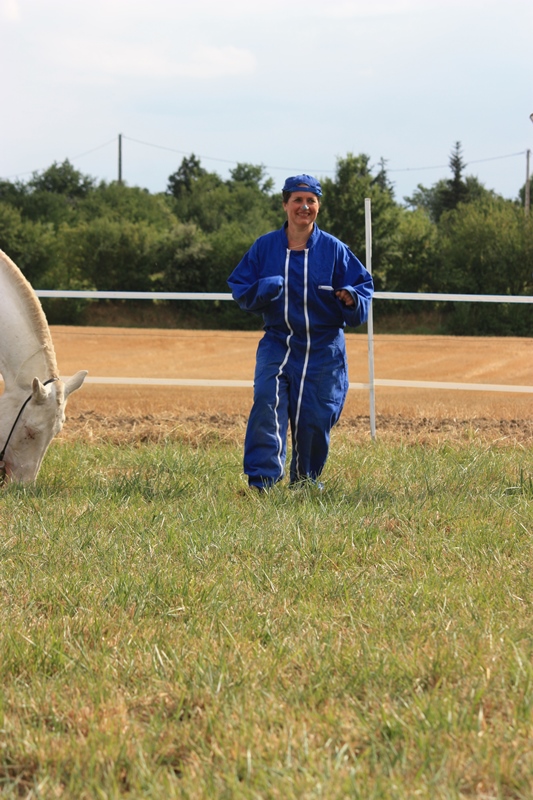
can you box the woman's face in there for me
[283,191,320,228]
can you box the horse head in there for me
[1,247,88,485]
[0,370,87,484]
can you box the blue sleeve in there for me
[334,246,374,328]
[227,242,284,314]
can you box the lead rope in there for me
[0,377,58,483]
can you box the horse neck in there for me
[1,339,57,393]
[0,253,58,392]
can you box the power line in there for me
[2,133,527,183]
[388,150,526,173]
[123,135,528,176]
[1,137,117,181]
[122,135,333,173]
[69,138,118,161]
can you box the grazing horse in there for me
[0,249,87,484]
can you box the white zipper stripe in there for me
[272,250,294,479]
[293,248,311,476]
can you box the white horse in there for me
[0,249,87,484]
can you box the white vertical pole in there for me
[365,198,376,440]
[525,149,530,216]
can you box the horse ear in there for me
[32,377,48,405]
[64,370,88,398]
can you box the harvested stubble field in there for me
[52,326,533,448]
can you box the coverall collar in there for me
[282,222,320,250]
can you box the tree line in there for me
[0,143,531,334]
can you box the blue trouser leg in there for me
[288,345,348,483]
[244,345,290,488]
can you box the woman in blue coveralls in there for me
[227,174,374,491]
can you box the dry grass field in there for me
[50,326,533,447]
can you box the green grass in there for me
[0,435,532,799]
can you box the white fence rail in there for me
[36,288,533,397]
[35,289,533,304]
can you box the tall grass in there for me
[0,434,532,798]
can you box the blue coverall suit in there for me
[228,222,374,490]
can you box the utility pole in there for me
[118,133,123,184]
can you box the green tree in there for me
[405,142,491,223]
[200,222,266,328]
[319,153,400,289]
[166,158,279,238]
[442,141,469,212]
[0,179,26,205]
[152,223,212,293]
[229,163,274,193]
[0,202,57,285]
[386,207,439,293]
[78,181,176,228]
[205,222,259,292]
[225,167,279,238]
[3,161,97,227]
[15,191,80,226]
[436,198,533,334]
[57,218,159,292]
[170,173,228,232]
[167,154,207,198]
[28,159,95,199]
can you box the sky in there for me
[1,0,532,204]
